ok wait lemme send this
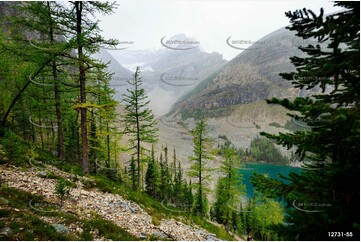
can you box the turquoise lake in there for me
[238,163,302,198]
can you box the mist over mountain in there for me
[97,28,323,151]
[92,49,133,100]
[171,26,322,115]
[107,34,227,115]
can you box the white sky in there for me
[97,0,342,60]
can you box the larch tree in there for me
[213,143,245,231]
[59,1,119,174]
[188,118,212,218]
[122,66,158,190]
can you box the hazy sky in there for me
[96,0,342,61]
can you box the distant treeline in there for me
[217,136,289,165]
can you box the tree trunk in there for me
[47,1,64,159]
[75,1,89,174]
[198,128,203,218]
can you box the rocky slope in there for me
[172,27,320,112]
[158,25,325,155]
[0,163,224,241]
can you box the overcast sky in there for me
[97,0,342,61]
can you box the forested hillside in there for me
[0,1,359,241]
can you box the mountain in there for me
[157,26,326,155]
[171,26,323,115]
[109,34,227,115]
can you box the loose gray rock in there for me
[111,201,128,209]
[51,224,70,235]
[152,230,170,239]
[207,235,219,241]
[37,171,48,178]
[139,233,147,239]
[0,227,13,237]
[129,204,138,213]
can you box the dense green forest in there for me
[0,1,359,241]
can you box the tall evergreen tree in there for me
[60,1,119,174]
[188,118,212,218]
[18,2,67,158]
[213,144,245,231]
[122,66,158,190]
[251,2,360,240]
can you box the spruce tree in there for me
[122,66,158,190]
[251,2,360,240]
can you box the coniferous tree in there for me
[59,1,119,174]
[158,147,172,200]
[0,2,74,141]
[213,144,245,231]
[122,66,158,190]
[251,2,360,240]
[172,159,182,203]
[188,118,212,218]
[145,145,160,198]
[0,2,120,174]
[18,2,67,158]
